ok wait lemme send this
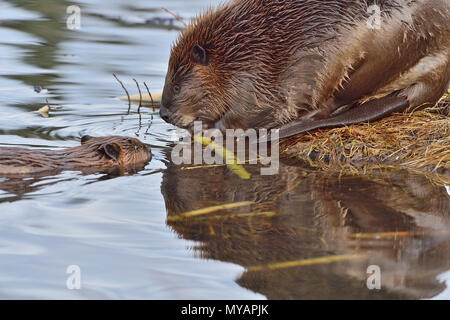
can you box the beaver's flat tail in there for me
[277,93,409,140]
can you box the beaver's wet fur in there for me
[0,136,152,176]
[161,0,449,137]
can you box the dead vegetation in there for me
[281,94,450,182]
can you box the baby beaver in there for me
[160,0,449,138]
[0,135,152,176]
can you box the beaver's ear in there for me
[81,135,94,144]
[191,44,208,65]
[102,143,121,161]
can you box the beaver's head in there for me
[160,3,299,132]
[161,41,232,132]
[159,3,279,132]
[80,136,152,169]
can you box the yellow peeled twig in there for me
[352,231,419,239]
[119,92,162,107]
[248,254,367,271]
[351,229,450,239]
[196,211,276,221]
[193,135,252,180]
[167,201,254,221]
[180,164,226,170]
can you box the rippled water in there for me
[0,0,449,300]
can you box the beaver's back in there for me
[0,148,64,175]
[171,0,413,80]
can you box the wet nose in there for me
[143,143,152,152]
[143,144,153,160]
[160,107,170,123]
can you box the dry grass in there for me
[281,94,450,183]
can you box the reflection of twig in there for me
[143,82,154,134]
[113,73,131,114]
[133,78,143,113]
[143,82,155,111]
[161,7,188,27]
[113,75,155,135]
[136,111,143,136]
[167,201,254,221]
[248,254,367,272]
[197,211,276,221]
[145,115,153,135]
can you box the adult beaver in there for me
[0,136,152,176]
[160,0,449,138]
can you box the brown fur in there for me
[161,0,449,134]
[0,136,152,176]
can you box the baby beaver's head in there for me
[79,135,152,169]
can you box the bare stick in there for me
[143,82,155,110]
[161,7,188,27]
[133,79,143,114]
[113,73,131,114]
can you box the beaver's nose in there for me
[159,106,170,123]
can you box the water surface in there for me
[0,0,449,300]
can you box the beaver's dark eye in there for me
[173,85,181,94]
[134,145,140,151]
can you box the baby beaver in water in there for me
[160,0,449,138]
[0,136,152,176]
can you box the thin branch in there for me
[133,78,143,114]
[113,73,131,114]
[143,82,155,111]
[161,7,187,27]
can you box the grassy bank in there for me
[281,94,450,184]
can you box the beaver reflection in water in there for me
[0,136,152,176]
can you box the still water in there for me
[0,0,449,299]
